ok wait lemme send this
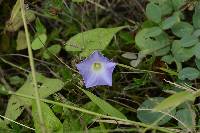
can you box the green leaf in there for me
[193,29,200,37]
[5,0,35,32]
[161,12,180,30]
[63,116,81,132]
[171,22,194,37]
[193,43,200,59]
[0,84,9,95]
[63,102,100,132]
[154,91,195,111]
[141,20,156,28]
[178,67,200,80]
[32,102,63,133]
[195,58,200,70]
[43,44,61,59]
[62,101,83,132]
[135,27,170,56]
[64,26,125,57]
[149,0,173,16]
[81,102,104,124]
[171,40,194,62]
[16,31,27,50]
[35,18,46,34]
[8,76,24,86]
[121,52,137,60]
[193,6,200,29]
[145,27,162,37]
[161,54,174,64]
[88,125,107,133]
[5,73,64,124]
[80,88,127,119]
[180,35,199,48]
[0,118,13,133]
[31,34,47,50]
[137,97,176,125]
[63,102,104,132]
[119,31,134,44]
[175,108,196,130]
[171,0,186,10]
[146,3,162,23]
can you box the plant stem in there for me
[117,63,164,74]
[9,91,174,133]
[19,0,46,132]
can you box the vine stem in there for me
[19,0,46,132]
[9,91,174,133]
[117,63,164,74]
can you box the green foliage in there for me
[193,3,200,29]
[195,58,200,70]
[43,44,61,59]
[1,0,200,132]
[0,119,15,133]
[161,54,174,64]
[135,27,170,56]
[63,102,104,132]
[4,73,64,123]
[31,34,47,50]
[80,88,127,119]
[8,76,24,86]
[146,3,162,23]
[178,67,200,80]
[35,18,46,34]
[154,91,195,111]
[180,35,198,47]
[119,31,134,44]
[64,26,126,57]
[137,97,176,125]
[171,40,194,62]
[5,0,35,32]
[136,0,200,80]
[175,106,196,130]
[121,52,137,60]
[149,0,173,15]
[171,0,186,10]
[16,31,27,50]
[31,18,47,50]
[0,84,8,95]
[160,12,180,30]
[32,102,63,133]
[171,22,194,37]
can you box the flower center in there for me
[92,62,102,71]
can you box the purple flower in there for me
[76,51,116,88]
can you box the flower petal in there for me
[76,51,116,88]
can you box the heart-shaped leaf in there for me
[64,26,125,57]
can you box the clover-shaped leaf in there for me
[178,67,200,80]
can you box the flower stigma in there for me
[92,62,102,71]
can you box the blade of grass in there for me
[19,0,46,132]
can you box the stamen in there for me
[93,62,102,71]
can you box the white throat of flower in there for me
[92,62,103,73]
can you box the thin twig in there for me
[19,0,46,132]
[0,114,35,131]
